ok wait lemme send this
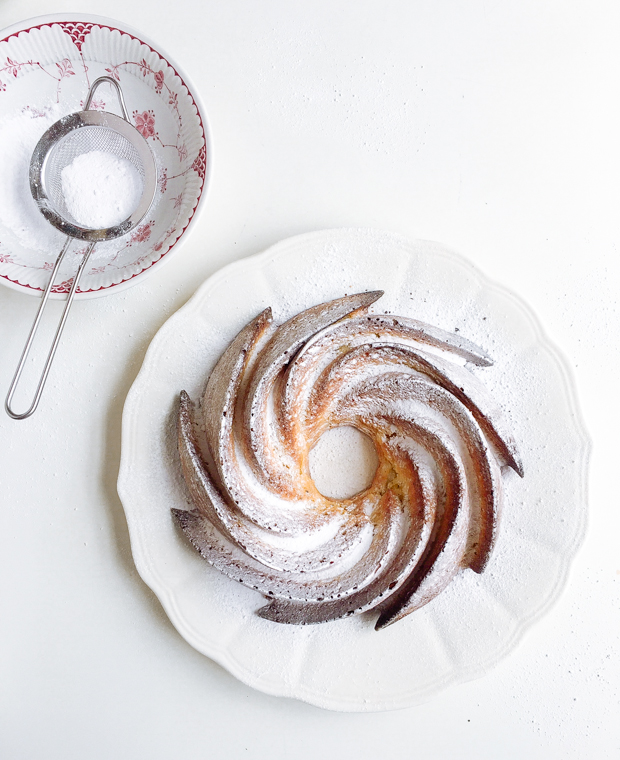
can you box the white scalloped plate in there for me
[0,14,210,299]
[118,229,589,711]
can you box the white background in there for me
[0,1,618,758]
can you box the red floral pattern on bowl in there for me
[133,110,156,139]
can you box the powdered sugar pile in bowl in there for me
[0,14,210,299]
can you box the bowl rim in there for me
[0,12,212,300]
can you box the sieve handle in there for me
[5,240,96,420]
[84,76,130,122]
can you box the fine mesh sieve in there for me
[5,77,157,420]
[43,126,145,229]
[30,80,156,242]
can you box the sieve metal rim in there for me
[29,110,157,242]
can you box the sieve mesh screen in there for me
[43,126,146,229]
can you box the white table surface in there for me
[1,1,618,757]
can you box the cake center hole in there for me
[309,426,379,499]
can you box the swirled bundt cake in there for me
[173,292,523,630]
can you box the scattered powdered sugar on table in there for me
[61,150,143,229]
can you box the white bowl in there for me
[0,14,210,299]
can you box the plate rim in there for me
[118,227,590,711]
